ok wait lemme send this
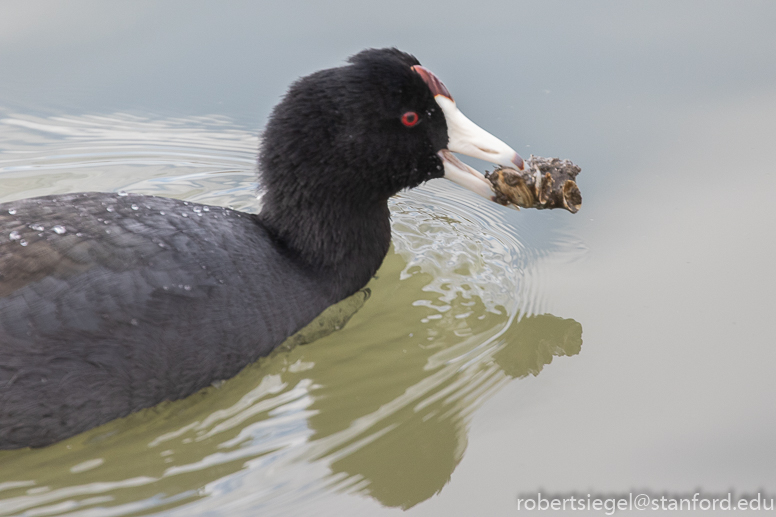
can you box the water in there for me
[1,2,775,516]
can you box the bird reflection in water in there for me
[298,291,582,510]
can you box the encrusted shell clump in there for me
[486,155,582,213]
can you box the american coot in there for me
[0,48,525,449]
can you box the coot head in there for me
[258,47,524,269]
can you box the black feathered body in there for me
[0,48,450,449]
[0,193,347,448]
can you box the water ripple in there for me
[0,111,259,208]
[0,110,583,516]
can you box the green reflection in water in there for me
[302,255,582,509]
[0,249,581,516]
[313,307,583,511]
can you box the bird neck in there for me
[257,192,392,302]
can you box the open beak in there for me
[412,65,525,201]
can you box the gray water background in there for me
[1,1,775,516]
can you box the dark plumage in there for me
[0,48,522,449]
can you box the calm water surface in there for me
[1,2,774,516]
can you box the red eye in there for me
[401,111,420,127]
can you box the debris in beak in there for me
[486,156,582,213]
[439,150,583,214]
[411,65,581,212]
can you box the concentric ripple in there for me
[0,111,259,209]
[0,110,583,516]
